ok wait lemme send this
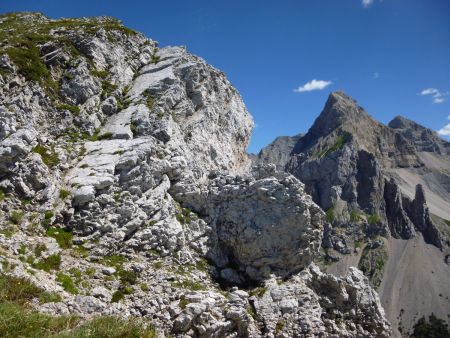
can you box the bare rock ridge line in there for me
[254,90,450,335]
[0,13,391,337]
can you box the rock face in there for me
[258,91,446,249]
[251,133,303,171]
[0,13,390,337]
[255,91,450,334]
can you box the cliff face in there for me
[0,13,391,337]
[255,91,450,334]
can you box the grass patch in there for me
[46,227,73,249]
[325,208,335,223]
[350,210,362,222]
[100,254,126,268]
[249,287,267,298]
[9,210,24,225]
[179,298,190,309]
[97,132,113,140]
[176,208,192,225]
[32,144,59,167]
[318,132,352,158]
[275,319,285,335]
[151,54,160,64]
[59,189,71,199]
[39,291,62,303]
[0,274,42,305]
[171,280,205,291]
[91,68,108,79]
[0,188,5,201]
[0,271,155,337]
[56,273,78,294]
[152,261,163,269]
[101,81,118,98]
[367,214,380,225]
[142,90,155,110]
[57,104,80,115]
[32,254,61,272]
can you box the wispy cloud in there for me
[437,115,450,136]
[419,88,448,104]
[373,72,380,79]
[294,79,332,93]
[362,0,374,8]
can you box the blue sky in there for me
[1,0,449,152]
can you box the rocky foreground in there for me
[0,12,395,337]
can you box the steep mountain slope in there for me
[254,91,450,336]
[0,13,391,337]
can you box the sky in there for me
[1,0,449,153]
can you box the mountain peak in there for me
[307,91,371,138]
[389,115,421,130]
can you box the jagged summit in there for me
[299,91,371,143]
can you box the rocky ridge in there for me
[254,91,450,335]
[0,13,390,337]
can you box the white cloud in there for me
[362,0,374,8]
[437,115,450,136]
[294,79,332,93]
[419,87,448,104]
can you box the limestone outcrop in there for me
[0,13,391,337]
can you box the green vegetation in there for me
[32,253,61,272]
[142,90,155,110]
[9,210,24,224]
[100,254,126,268]
[0,271,155,337]
[275,319,286,335]
[325,208,335,223]
[246,305,257,320]
[59,189,71,199]
[411,314,450,338]
[130,122,138,137]
[39,291,62,304]
[0,12,138,97]
[176,208,193,225]
[179,298,190,309]
[367,214,380,225]
[354,240,363,249]
[57,104,80,115]
[318,132,352,158]
[443,219,450,227]
[249,287,267,298]
[91,68,108,79]
[56,273,78,294]
[97,132,114,140]
[0,188,5,201]
[46,227,73,249]
[172,280,205,291]
[152,261,163,269]
[101,81,118,98]
[118,269,138,286]
[44,210,54,219]
[358,244,388,288]
[34,243,47,257]
[151,54,160,64]
[0,274,42,305]
[350,210,362,222]
[32,144,59,167]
